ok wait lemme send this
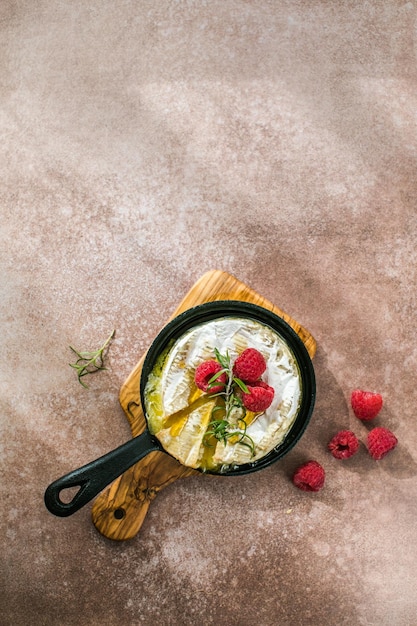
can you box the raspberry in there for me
[351,389,383,420]
[194,360,227,394]
[328,430,360,459]
[293,461,325,492]
[233,348,266,383]
[367,427,398,460]
[242,381,274,412]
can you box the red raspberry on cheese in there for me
[242,380,274,412]
[233,348,266,383]
[194,360,227,394]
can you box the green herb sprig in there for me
[204,416,255,455]
[203,348,255,456]
[69,330,115,388]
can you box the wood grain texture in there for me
[91,270,316,540]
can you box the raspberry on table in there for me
[242,380,274,412]
[328,430,360,459]
[351,389,383,420]
[367,427,398,460]
[233,348,266,383]
[293,460,325,492]
[194,360,227,394]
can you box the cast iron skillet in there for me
[44,301,316,517]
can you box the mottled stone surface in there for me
[1,1,417,625]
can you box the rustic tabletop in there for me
[1,2,417,625]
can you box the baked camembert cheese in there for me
[144,317,302,473]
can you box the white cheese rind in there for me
[145,317,302,471]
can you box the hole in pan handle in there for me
[44,430,161,517]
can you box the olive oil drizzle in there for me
[163,393,216,431]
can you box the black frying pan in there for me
[44,301,316,517]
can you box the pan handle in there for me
[44,430,161,517]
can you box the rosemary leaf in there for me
[214,348,230,370]
[233,377,250,394]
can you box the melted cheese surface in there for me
[144,317,302,472]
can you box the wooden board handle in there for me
[92,450,195,541]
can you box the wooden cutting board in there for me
[91,270,316,540]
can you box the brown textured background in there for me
[1,2,417,625]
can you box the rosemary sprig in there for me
[69,330,115,388]
[204,417,255,456]
[205,419,231,447]
[202,348,255,456]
